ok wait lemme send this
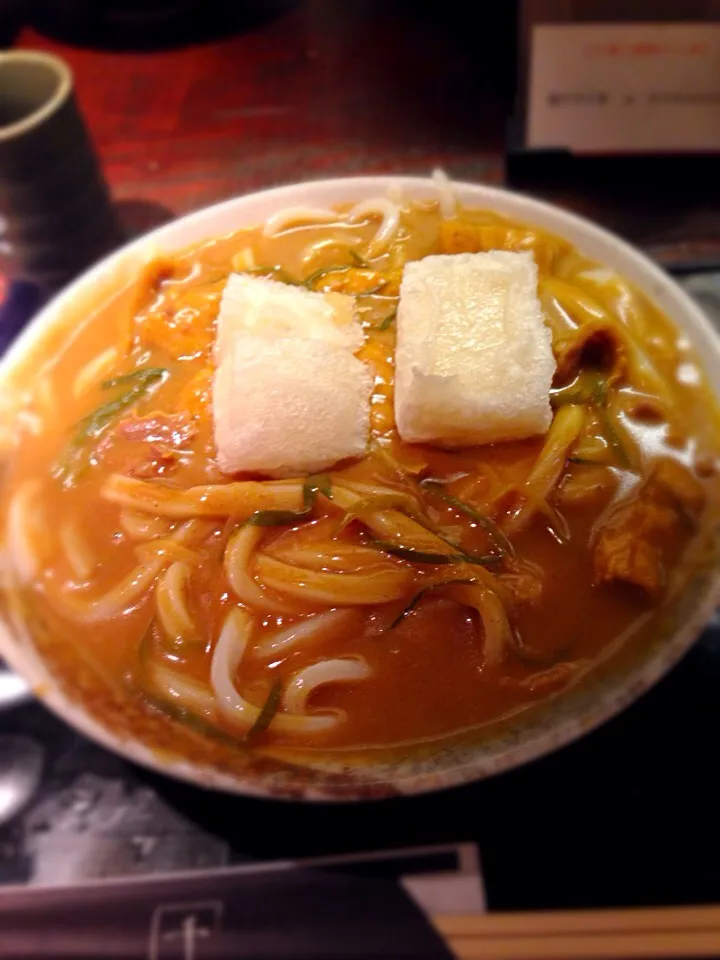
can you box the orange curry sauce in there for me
[2,201,720,764]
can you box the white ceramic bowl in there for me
[2,176,720,800]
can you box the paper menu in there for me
[527,22,720,153]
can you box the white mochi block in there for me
[394,251,555,447]
[214,335,372,477]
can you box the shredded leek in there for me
[138,620,282,744]
[85,367,168,437]
[368,540,497,566]
[143,669,282,744]
[246,682,282,739]
[303,473,332,505]
[550,372,607,408]
[303,264,351,289]
[339,487,497,565]
[357,280,388,297]
[100,368,167,392]
[375,311,396,331]
[390,578,478,629]
[136,620,238,746]
[241,474,332,528]
[243,509,309,528]
[420,480,513,557]
[54,366,169,486]
[143,692,238,748]
[336,492,427,533]
[551,373,630,467]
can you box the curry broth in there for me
[2,199,720,759]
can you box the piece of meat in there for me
[593,458,705,595]
[553,322,626,385]
[439,220,571,274]
[115,412,196,447]
[97,412,197,478]
[135,260,224,360]
[594,523,667,595]
[649,457,706,515]
[127,447,180,479]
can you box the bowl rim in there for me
[2,173,720,801]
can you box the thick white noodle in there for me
[578,267,616,285]
[15,410,43,436]
[72,347,119,398]
[147,660,216,718]
[283,656,370,715]
[254,553,411,605]
[332,480,408,502]
[210,608,338,734]
[262,206,338,238]
[267,539,386,573]
[59,520,94,582]
[102,474,304,519]
[253,608,354,660]
[300,234,363,267]
[432,168,457,219]
[465,587,511,669]
[65,560,164,621]
[224,526,297,615]
[156,561,194,644]
[503,405,585,537]
[45,519,212,622]
[230,246,256,272]
[135,537,203,567]
[347,198,401,258]
[6,479,44,582]
[119,510,174,541]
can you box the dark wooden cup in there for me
[0,50,122,292]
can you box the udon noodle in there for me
[1,179,720,764]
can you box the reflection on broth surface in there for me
[2,191,720,769]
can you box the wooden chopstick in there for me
[434,904,720,959]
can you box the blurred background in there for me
[3,1,720,266]
[2,1,720,277]
[3,0,720,946]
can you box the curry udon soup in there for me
[2,189,720,768]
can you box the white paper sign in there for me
[527,22,720,153]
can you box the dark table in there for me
[17,2,514,232]
[4,0,720,912]
[16,1,720,261]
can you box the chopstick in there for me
[434,904,720,959]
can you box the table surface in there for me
[16,2,511,234]
[6,0,720,912]
[16,1,720,262]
